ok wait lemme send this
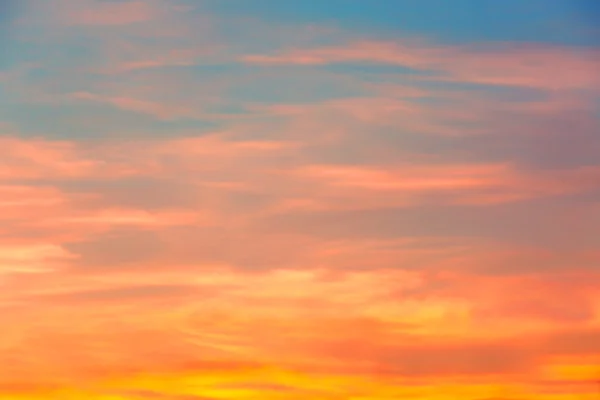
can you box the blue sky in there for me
[201,0,600,45]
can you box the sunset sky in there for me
[1,0,600,399]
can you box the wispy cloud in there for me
[244,40,600,90]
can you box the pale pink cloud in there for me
[244,40,600,90]
[285,163,600,208]
[63,0,159,26]
[13,0,222,80]
[70,91,199,120]
[0,134,294,183]
[56,208,203,227]
[0,185,65,210]
[93,35,227,74]
[107,47,215,73]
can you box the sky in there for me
[0,0,599,399]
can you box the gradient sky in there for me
[1,1,600,399]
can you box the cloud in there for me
[58,0,158,26]
[0,136,98,180]
[70,91,199,120]
[1,1,599,398]
[243,40,600,90]
[1,258,598,397]
[0,242,73,274]
[36,283,211,305]
[257,199,600,250]
[21,0,161,27]
[290,163,600,205]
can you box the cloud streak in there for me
[244,40,600,90]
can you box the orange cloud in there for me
[0,137,97,180]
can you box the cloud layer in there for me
[1,0,599,399]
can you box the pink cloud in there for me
[243,40,600,90]
[64,0,158,26]
[285,163,600,208]
[71,91,199,120]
